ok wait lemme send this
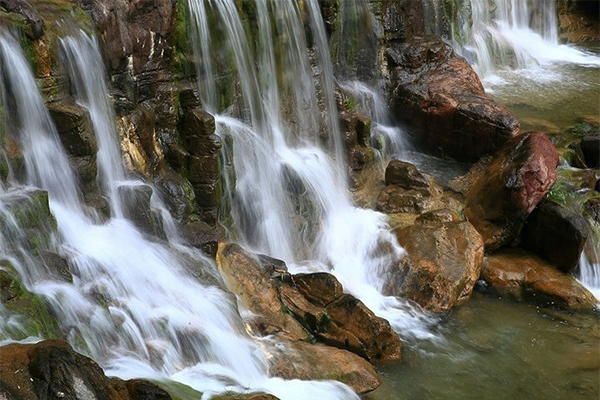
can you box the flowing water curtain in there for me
[448,0,600,78]
[59,34,125,217]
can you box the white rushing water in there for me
[187,0,436,341]
[0,30,361,400]
[454,0,600,86]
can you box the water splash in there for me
[454,0,600,85]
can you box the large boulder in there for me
[386,37,519,162]
[482,248,597,310]
[47,103,96,157]
[0,340,171,400]
[521,199,589,272]
[465,131,559,251]
[265,335,381,394]
[279,273,402,364]
[216,243,401,364]
[385,220,484,312]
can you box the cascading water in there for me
[187,0,435,338]
[59,33,125,216]
[0,31,360,400]
[453,0,600,83]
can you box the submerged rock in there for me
[0,340,172,400]
[386,220,484,312]
[386,37,519,162]
[482,248,597,310]
[465,131,559,251]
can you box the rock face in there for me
[557,0,600,43]
[386,37,520,162]
[216,243,401,364]
[0,0,44,39]
[0,340,172,400]
[521,199,589,272]
[482,248,597,310]
[465,131,559,251]
[386,220,484,312]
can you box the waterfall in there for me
[59,33,125,217]
[0,31,361,399]
[453,0,600,82]
[187,0,435,338]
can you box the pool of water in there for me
[367,291,599,400]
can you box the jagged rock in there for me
[154,170,197,224]
[216,243,401,364]
[0,0,44,39]
[179,221,218,259]
[266,335,381,394]
[557,0,600,43]
[521,199,589,272]
[482,248,597,310]
[386,221,484,312]
[0,340,172,400]
[384,159,429,189]
[47,103,96,157]
[386,37,519,162]
[117,183,163,238]
[41,251,73,283]
[216,243,308,340]
[279,274,402,364]
[465,132,559,251]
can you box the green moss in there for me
[152,380,202,400]
[0,263,59,340]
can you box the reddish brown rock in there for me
[386,220,484,312]
[387,37,520,162]
[465,131,559,251]
[483,248,597,310]
[0,340,171,400]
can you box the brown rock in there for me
[483,248,597,310]
[216,243,401,363]
[216,243,307,340]
[521,199,589,272]
[266,335,381,394]
[386,221,484,312]
[0,340,171,400]
[0,0,44,39]
[387,37,519,162]
[465,131,559,251]
[384,159,429,189]
[47,102,96,157]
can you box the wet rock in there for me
[521,200,589,272]
[386,37,519,162]
[216,243,307,340]
[465,131,559,251]
[580,132,600,168]
[154,170,197,224]
[215,394,279,400]
[41,251,73,283]
[279,275,402,364]
[0,0,44,39]
[179,221,218,259]
[557,0,600,43]
[384,159,429,189]
[483,248,597,310]
[386,221,484,312]
[216,243,401,363]
[0,340,172,400]
[117,183,163,238]
[47,103,96,157]
[266,335,381,394]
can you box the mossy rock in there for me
[0,261,59,340]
